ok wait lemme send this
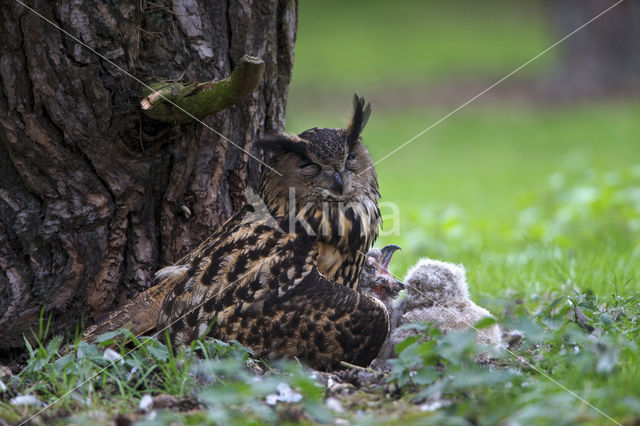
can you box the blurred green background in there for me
[285,0,640,303]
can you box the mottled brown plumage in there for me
[84,95,386,370]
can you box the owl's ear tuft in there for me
[346,94,371,148]
[257,134,309,158]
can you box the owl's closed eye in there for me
[259,95,378,204]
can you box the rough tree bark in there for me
[0,0,297,351]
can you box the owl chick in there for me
[84,95,388,371]
[358,244,406,364]
[359,245,404,305]
[379,258,502,362]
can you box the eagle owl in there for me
[84,95,387,370]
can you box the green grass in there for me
[373,103,640,303]
[291,0,552,92]
[287,103,640,298]
[288,103,640,220]
[0,329,329,425]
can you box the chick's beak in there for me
[379,244,404,288]
[380,244,401,270]
[392,277,405,289]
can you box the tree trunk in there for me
[0,0,297,351]
[549,0,640,98]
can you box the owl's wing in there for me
[81,208,254,343]
[82,275,176,343]
[228,268,389,370]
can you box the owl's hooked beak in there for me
[319,170,348,197]
[332,171,344,194]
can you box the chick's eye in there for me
[347,154,356,161]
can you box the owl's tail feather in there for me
[82,280,173,343]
